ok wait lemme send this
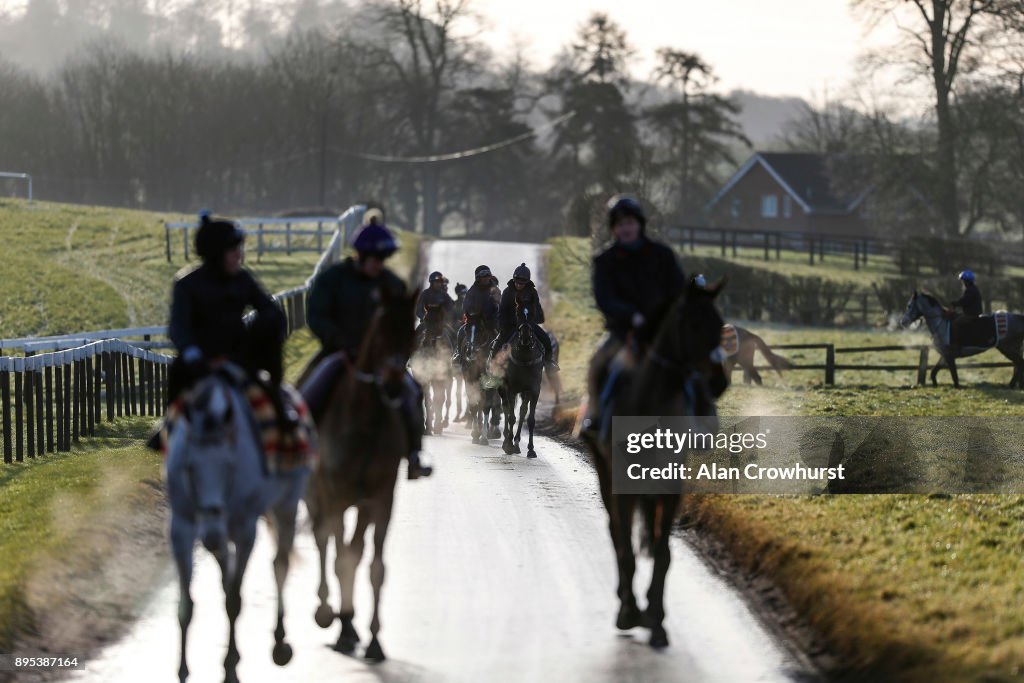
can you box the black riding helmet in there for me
[195,211,245,262]
[513,263,531,282]
[607,195,646,233]
[474,265,492,280]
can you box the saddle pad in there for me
[995,311,1009,343]
[720,324,739,357]
[161,381,318,473]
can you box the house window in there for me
[761,194,778,218]
[730,198,742,218]
[783,195,792,218]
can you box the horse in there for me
[581,278,728,649]
[720,324,792,385]
[456,314,501,445]
[165,364,311,683]
[412,305,454,436]
[901,290,1024,388]
[495,308,545,459]
[305,289,418,662]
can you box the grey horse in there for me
[900,291,1024,388]
[165,364,311,682]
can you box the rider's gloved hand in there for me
[631,312,645,329]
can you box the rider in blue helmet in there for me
[946,269,984,356]
[303,210,432,479]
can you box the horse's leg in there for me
[170,515,195,683]
[931,356,946,386]
[364,498,394,663]
[422,385,433,435]
[488,389,502,439]
[525,393,537,459]
[751,369,763,385]
[270,492,301,666]
[434,380,445,434]
[501,388,516,454]
[948,357,961,388]
[336,507,371,653]
[312,497,336,629]
[443,375,452,427]
[224,522,256,683]
[515,392,527,449]
[996,341,1024,389]
[613,495,642,629]
[645,495,678,648]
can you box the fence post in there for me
[721,230,726,257]
[731,232,738,257]
[165,223,172,263]
[764,232,770,261]
[286,222,292,256]
[24,366,34,458]
[104,352,114,421]
[917,347,929,386]
[183,227,190,261]
[258,223,264,262]
[55,357,64,451]
[863,240,869,266]
[62,357,72,449]
[14,360,23,461]
[1,367,11,463]
[317,221,324,252]
[45,365,54,452]
[825,344,835,385]
[33,365,43,456]
[854,241,860,270]
[689,227,695,252]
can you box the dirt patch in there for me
[4,479,171,683]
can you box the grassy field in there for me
[546,235,1024,682]
[0,198,422,656]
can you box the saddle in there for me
[161,370,317,473]
[950,313,1004,349]
[720,324,739,357]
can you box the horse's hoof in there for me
[443,419,450,428]
[527,449,537,459]
[616,604,643,630]
[272,642,293,666]
[649,625,670,649]
[503,442,516,455]
[364,637,386,663]
[424,427,433,436]
[513,444,522,454]
[314,605,334,629]
[224,668,239,683]
[488,428,502,439]
[478,437,489,446]
[334,635,358,655]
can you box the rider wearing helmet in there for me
[415,271,455,340]
[947,270,984,355]
[454,265,501,361]
[154,211,293,446]
[490,263,557,369]
[451,282,469,328]
[304,211,432,479]
[580,195,686,439]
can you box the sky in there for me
[472,0,881,99]
[0,0,891,100]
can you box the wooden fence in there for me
[665,225,1022,274]
[737,343,1015,386]
[164,216,339,262]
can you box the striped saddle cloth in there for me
[995,311,1010,344]
[161,380,318,473]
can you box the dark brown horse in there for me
[582,279,728,648]
[304,289,417,662]
[721,324,792,385]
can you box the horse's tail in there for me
[751,332,792,375]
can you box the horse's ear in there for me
[707,276,727,298]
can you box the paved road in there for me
[69,241,811,683]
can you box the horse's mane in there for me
[919,291,946,307]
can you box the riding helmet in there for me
[513,263,531,282]
[363,207,385,226]
[607,195,647,231]
[474,265,492,279]
[194,211,245,261]
[352,222,399,258]
[958,270,976,284]
[429,271,445,283]
[455,282,467,295]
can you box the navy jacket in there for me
[952,283,983,317]
[593,239,686,339]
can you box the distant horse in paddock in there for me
[901,290,1024,388]
[720,324,792,385]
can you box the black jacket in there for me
[952,283,983,317]
[169,264,283,360]
[462,280,500,331]
[593,239,686,339]
[498,280,545,334]
[416,286,454,320]
[306,257,407,354]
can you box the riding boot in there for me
[402,374,432,480]
[536,325,558,371]
[260,377,300,435]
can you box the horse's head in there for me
[901,290,941,328]
[649,277,728,416]
[177,372,239,553]
[462,315,482,360]
[368,288,417,400]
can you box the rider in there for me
[304,212,432,479]
[947,269,984,354]
[454,265,501,362]
[490,263,558,370]
[154,211,295,446]
[416,271,455,326]
[579,195,686,439]
[451,282,468,328]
